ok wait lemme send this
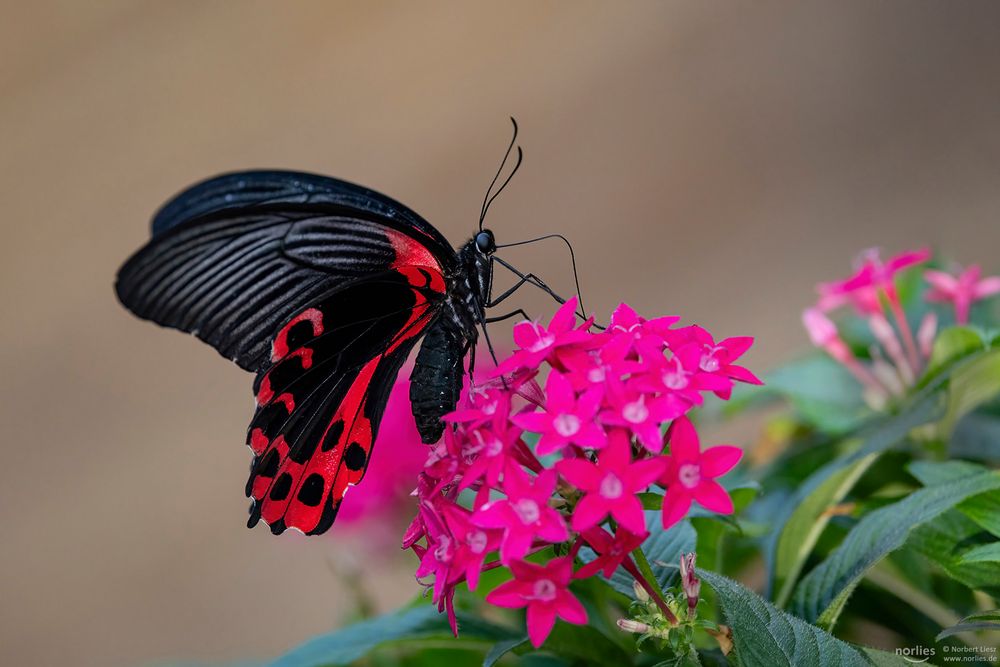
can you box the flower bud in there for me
[633,579,650,603]
[679,552,700,616]
[617,618,652,634]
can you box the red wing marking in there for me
[386,228,447,293]
[271,307,324,361]
[246,261,446,535]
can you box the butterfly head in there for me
[474,229,497,255]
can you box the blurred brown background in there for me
[3,2,1000,665]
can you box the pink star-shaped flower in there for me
[576,525,648,579]
[441,503,502,591]
[925,264,1000,325]
[495,297,595,375]
[665,326,760,399]
[660,416,743,529]
[603,303,679,360]
[455,422,525,492]
[445,387,512,430]
[413,500,457,604]
[557,429,666,534]
[512,371,607,455]
[472,465,569,563]
[486,556,588,648]
[600,378,685,453]
[818,247,931,314]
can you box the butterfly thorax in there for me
[408,234,494,444]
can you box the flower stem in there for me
[624,552,678,625]
[887,289,920,371]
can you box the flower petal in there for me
[661,485,692,529]
[571,494,608,532]
[720,336,754,360]
[556,591,589,625]
[667,416,700,463]
[611,494,647,534]
[699,445,743,478]
[556,459,600,490]
[693,479,735,514]
[526,603,557,648]
[974,276,1000,299]
[549,296,580,333]
[486,580,529,608]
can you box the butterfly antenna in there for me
[496,233,588,318]
[479,117,521,231]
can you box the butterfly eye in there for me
[475,230,496,254]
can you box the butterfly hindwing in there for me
[245,268,444,535]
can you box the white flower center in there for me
[622,399,649,424]
[678,463,701,489]
[553,413,581,437]
[514,498,540,525]
[663,368,689,390]
[531,578,558,602]
[433,535,453,563]
[699,347,722,372]
[484,435,504,457]
[599,472,624,500]
[588,366,606,383]
[466,530,488,554]
[527,325,556,352]
[482,400,498,415]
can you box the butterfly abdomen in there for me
[410,318,468,444]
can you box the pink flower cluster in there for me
[404,298,757,646]
[804,248,1000,409]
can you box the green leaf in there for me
[939,348,1000,435]
[958,542,1000,564]
[909,460,1000,537]
[936,610,1000,641]
[483,638,525,667]
[772,453,878,607]
[925,326,989,378]
[699,570,876,667]
[791,472,1000,629]
[861,647,937,666]
[766,384,945,603]
[907,511,1000,593]
[951,409,1000,461]
[766,354,870,433]
[481,622,631,667]
[272,605,517,667]
[580,513,696,598]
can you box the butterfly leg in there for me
[484,309,531,323]
[492,256,600,325]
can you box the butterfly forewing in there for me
[116,171,459,535]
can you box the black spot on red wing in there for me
[287,433,319,465]
[269,473,292,501]
[321,420,346,452]
[343,442,367,471]
[270,518,287,535]
[307,495,341,536]
[258,449,280,478]
[297,474,325,506]
[286,319,319,350]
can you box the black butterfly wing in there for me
[116,171,456,534]
[117,170,455,372]
[246,270,440,535]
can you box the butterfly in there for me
[115,123,583,535]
